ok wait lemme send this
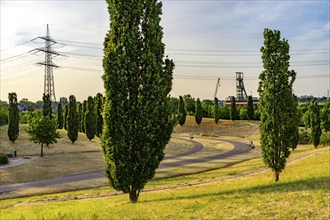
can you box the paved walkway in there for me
[0,137,251,194]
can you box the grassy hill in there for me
[0,149,328,219]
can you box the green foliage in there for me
[8,92,19,143]
[230,97,239,121]
[320,131,330,146]
[219,106,230,119]
[95,93,103,137]
[64,105,68,130]
[81,100,87,133]
[247,96,254,120]
[178,96,186,126]
[239,108,248,120]
[298,128,311,144]
[67,95,79,144]
[0,106,8,125]
[309,102,322,148]
[183,94,195,115]
[254,109,261,120]
[84,96,96,141]
[195,98,203,125]
[214,97,220,124]
[42,93,52,118]
[320,101,330,132]
[19,112,30,124]
[57,103,63,129]
[26,115,59,157]
[102,0,175,203]
[258,28,299,181]
[201,100,212,118]
[0,152,9,165]
[78,103,83,132]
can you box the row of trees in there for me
[177,94,257,126]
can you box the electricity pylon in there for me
[32,24,61,102]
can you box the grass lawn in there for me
[0,149,328,219]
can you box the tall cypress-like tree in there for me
[42,93,52,118]
[178,96,186,126]
[195,98,203,125]
[85,96,96,141]
[57,103,63,129]
[67,95,79,143]
[247,96,254,120]
[64,105,68,130]
[95,93,103,137]
[230,97,239,120]
[78,103,83,132]
[310,102,321,148]
[258,28,299,182]
[81,100,87,133]
[8,92,19,143]
[214,97,220,124]
[102,0,175,203]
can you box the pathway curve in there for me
[0,137,250,194]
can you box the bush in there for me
[0,153,9,165]
[298,128,311,144]
[320,131,330,146]
[239,108,248,120]
[0,107,8,125]
[19,112,31,124]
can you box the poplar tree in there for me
[258,28,299,182]
[195,98,203,125]
[67,95,79,143]
[247,96,254,120]
[81,100,87,133]
[178,96,186,126]
[42,93,52,118]
[214,97,220,124]
[57,103,63,129]
[230,97,239,120]
[78,103,83,132]
[64,105,68,130]
[310,102,321,148]
[84,96,96,141]
[102,0,175,203]
[95,93,103,137]
[8,92,19,143]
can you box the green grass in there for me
[1,149,329,219]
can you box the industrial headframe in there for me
[236,72,247,100]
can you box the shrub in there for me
[320,131,330,146]
[0,153,9,165]
[0,107,8,125]
[298,128,311,144]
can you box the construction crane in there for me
[214,78,220,99]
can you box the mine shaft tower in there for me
[236,72,247,100]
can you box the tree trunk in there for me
[40,143,44,157]
[129,189,140,203]
[275,170,280,182]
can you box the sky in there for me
[0,0,329,102]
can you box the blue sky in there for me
[1,0,329,102]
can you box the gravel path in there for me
[0,137,250,194]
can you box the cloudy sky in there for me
[1,0,329,102]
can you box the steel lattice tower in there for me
[236,72,247,100]
[34,24,60,102]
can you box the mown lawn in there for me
[1,149,328,219]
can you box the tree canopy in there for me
[102,0,175,203]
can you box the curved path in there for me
[0,137,250,194]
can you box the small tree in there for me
[247,96,254,120]
[195,98,203,125]
[27,115,59,157]
[310,102,322,148]
[42,93,52,118]
[214,97,220,124]
[230,97,239,121]
[8,92,19,143]
[178,96,186,126]
[57,103,63,129]
[85,96,96,141]
[258,28,299,181]
[95,93,103,137]
[67,95,79,143]
[64,105,68,130]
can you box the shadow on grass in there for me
[142,175,330,203]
